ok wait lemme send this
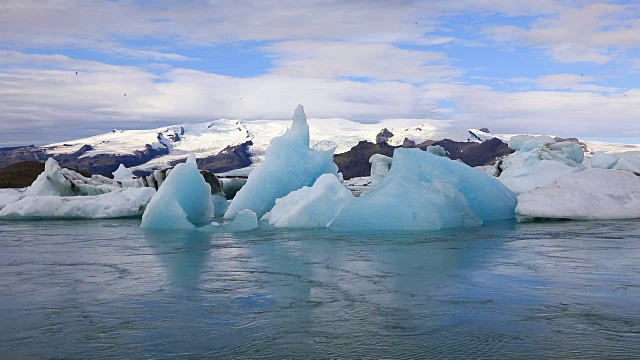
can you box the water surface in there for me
[1,219,639,359]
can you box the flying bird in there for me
[124,93,127,96]
[581,73,584,76]
[75,71,78,75]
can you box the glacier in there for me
[330,148,516,231]
[141,154,214,229]
[266,173,354,228]
[224,105,338,219]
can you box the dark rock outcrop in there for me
[0,145,48,169]
[198,141,253,173]
[429,138,514,166]
[375,128,394,145]
[168,141,253,174]
[334,141,397,179]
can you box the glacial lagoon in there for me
[1,219,639,359]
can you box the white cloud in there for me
[485,3,640,64]
[422,82,640,138]
[2,51,639,146]
[265,41,460,82]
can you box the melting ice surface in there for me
[224,105,338,219]
[141,154,214,229]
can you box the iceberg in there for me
[498,141,585,194]
[426,145,446,157]
[330,148,516,231]
[590,151,619,169]
[141,154,214,229]
[613,155,640,174]
[0,188,155,219]
[225,209,258,231]
[369,154,392,185]
[25,158,118,196]
[224,105,338,219]
[516,168,640,220]
[0,188,25,211]
[112,164,136,180]
[267,173,354,228]
[508,135,556,151]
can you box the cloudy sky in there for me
[1,0,640,146]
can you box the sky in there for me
[1,0,640,146]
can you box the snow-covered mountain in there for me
[43,117,475,172]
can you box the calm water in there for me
[0,219,639,359]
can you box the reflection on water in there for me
[0,218,638,359]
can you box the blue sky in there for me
[1,0,639,146]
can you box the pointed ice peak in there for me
[112,163,135,180]
[288,104,310,147]
[293,104,306,124]
[44,157,60,173]
[186,153,197,164]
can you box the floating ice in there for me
[516,168,640,220]
[224,105,338,219]
[211,195,229,217]
[369,154,392,185]
[25,158,129,196]
[0,188,155,219]
[112,164,136,180]
[267,173,354,228]
[549,142,584,164]
[0,188,26,211]
[508,135,556,151]
[225,209,258,231]
[498,142,585,194]
[330,148,516,231]
[141,154,214,229]
[613,154,640,174]
[590,151,619,169]
[426,145,446,157]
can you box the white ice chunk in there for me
[426,145,446,157]
[25,158,120,196]
[225,209,258,231]
[0,188,155,219]
[590,151,619,169]
[516,168,640,220]
[508,135,556,151]
[498,142,585,194]
[330,148,516,231]
[211,195,229,217]
[141,154,214,229]
[613,156,640,174]
[500,160,581,194]
[224,105,338,219]
[369,154,392,184]
[0,188,26,211]
[549,142,584,164]
[112,164,135,180]
[268,173,354,228]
